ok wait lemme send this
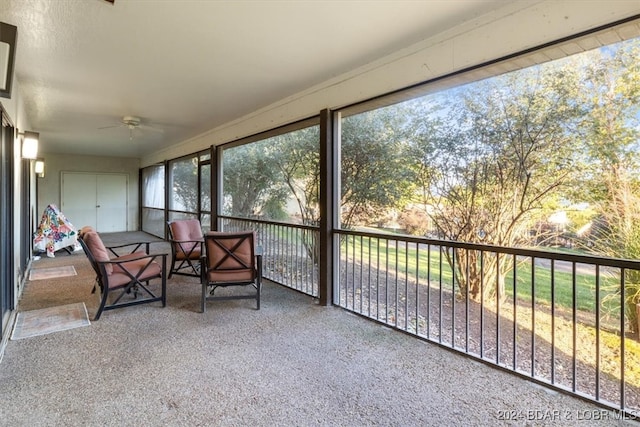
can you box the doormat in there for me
[11,303,90,340]
[29,265,77,281]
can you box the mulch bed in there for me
[335,265,640,412]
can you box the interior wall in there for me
[141,0,640,167]
[36,153,140,232]
[1,78,32,309]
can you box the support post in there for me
[319,108,334,306]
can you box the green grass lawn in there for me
[340,234,622,316]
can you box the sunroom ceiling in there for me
[0,0,510,158]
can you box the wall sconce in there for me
[0,22,17,99]
[34,158,45,178]
[20,131,39,159]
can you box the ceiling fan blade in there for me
[139,124,164,133]
[97,124,124,130]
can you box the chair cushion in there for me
[170,220,203,259]
[205,232,255,283]
[108,257,162,288]
[207,269,255,283]
[82,231,113,275]
[175,247,202,260]
[171,219,203,240]
[78,225,95,238]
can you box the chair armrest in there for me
[100,252,167,265]
[94,252,168,279]
[106,241,153,257]
[200,254,207,283]
[199,253,262,283]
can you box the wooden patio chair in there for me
[200,231,262,312]
[167,219,204,279]
[79,230,167,320]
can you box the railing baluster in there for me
[340,234,346,306]
[531,255,535,377]
[452,247,456,347]
[306,229,310,294]
[288,226,293,288]
[349,236,357,311]
[572,262,577,393]
[395,239,399,328]
[385,238,389,324]
[314,231,318,295]
[288,225,293,289]
[376,237,380,320]
[426,243,431,340]
[465,248,469,352]
[304,229,308,293]
[416,244,421,335]
[368,236,372,318]
[272,223,277,281]
[551,259,556,384]
[357,235,362,312]
[299,228,304,292]
[298,228,308,292]
[621,268,626,410]
[496,252,501,366]
[513,254,517,371]
[595,264,601,401]
[439,245,443,344]
[290,226,294,289]
[298,228,302,291]
[282,224,286,287]
[405,240,409,331]
[480,250,484,359]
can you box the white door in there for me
[96,175,127,232]
[62,172,128,232]
[62,173,97,230]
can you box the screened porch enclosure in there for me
[139,20,640,417]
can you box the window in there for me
[140,164,165,237]
[221,123,320,225]
[338,28,640,256]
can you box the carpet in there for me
[29,265,77,281]
[11,303,90,340]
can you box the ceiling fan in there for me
[98,116,163,140]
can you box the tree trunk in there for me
[450,248,506,304]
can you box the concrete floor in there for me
[0,232,634,426]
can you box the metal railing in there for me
[337,229,640,415]
[214,218,640,414]
[220,216,319,297]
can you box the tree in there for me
[340,108,415,229]
[576,40,640,334]
[409,63,584,301]
[170,156,199,212]
[271,126,321,260]
[222,142,288,217]
[398,206,431,236]
[271,127,320,226]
